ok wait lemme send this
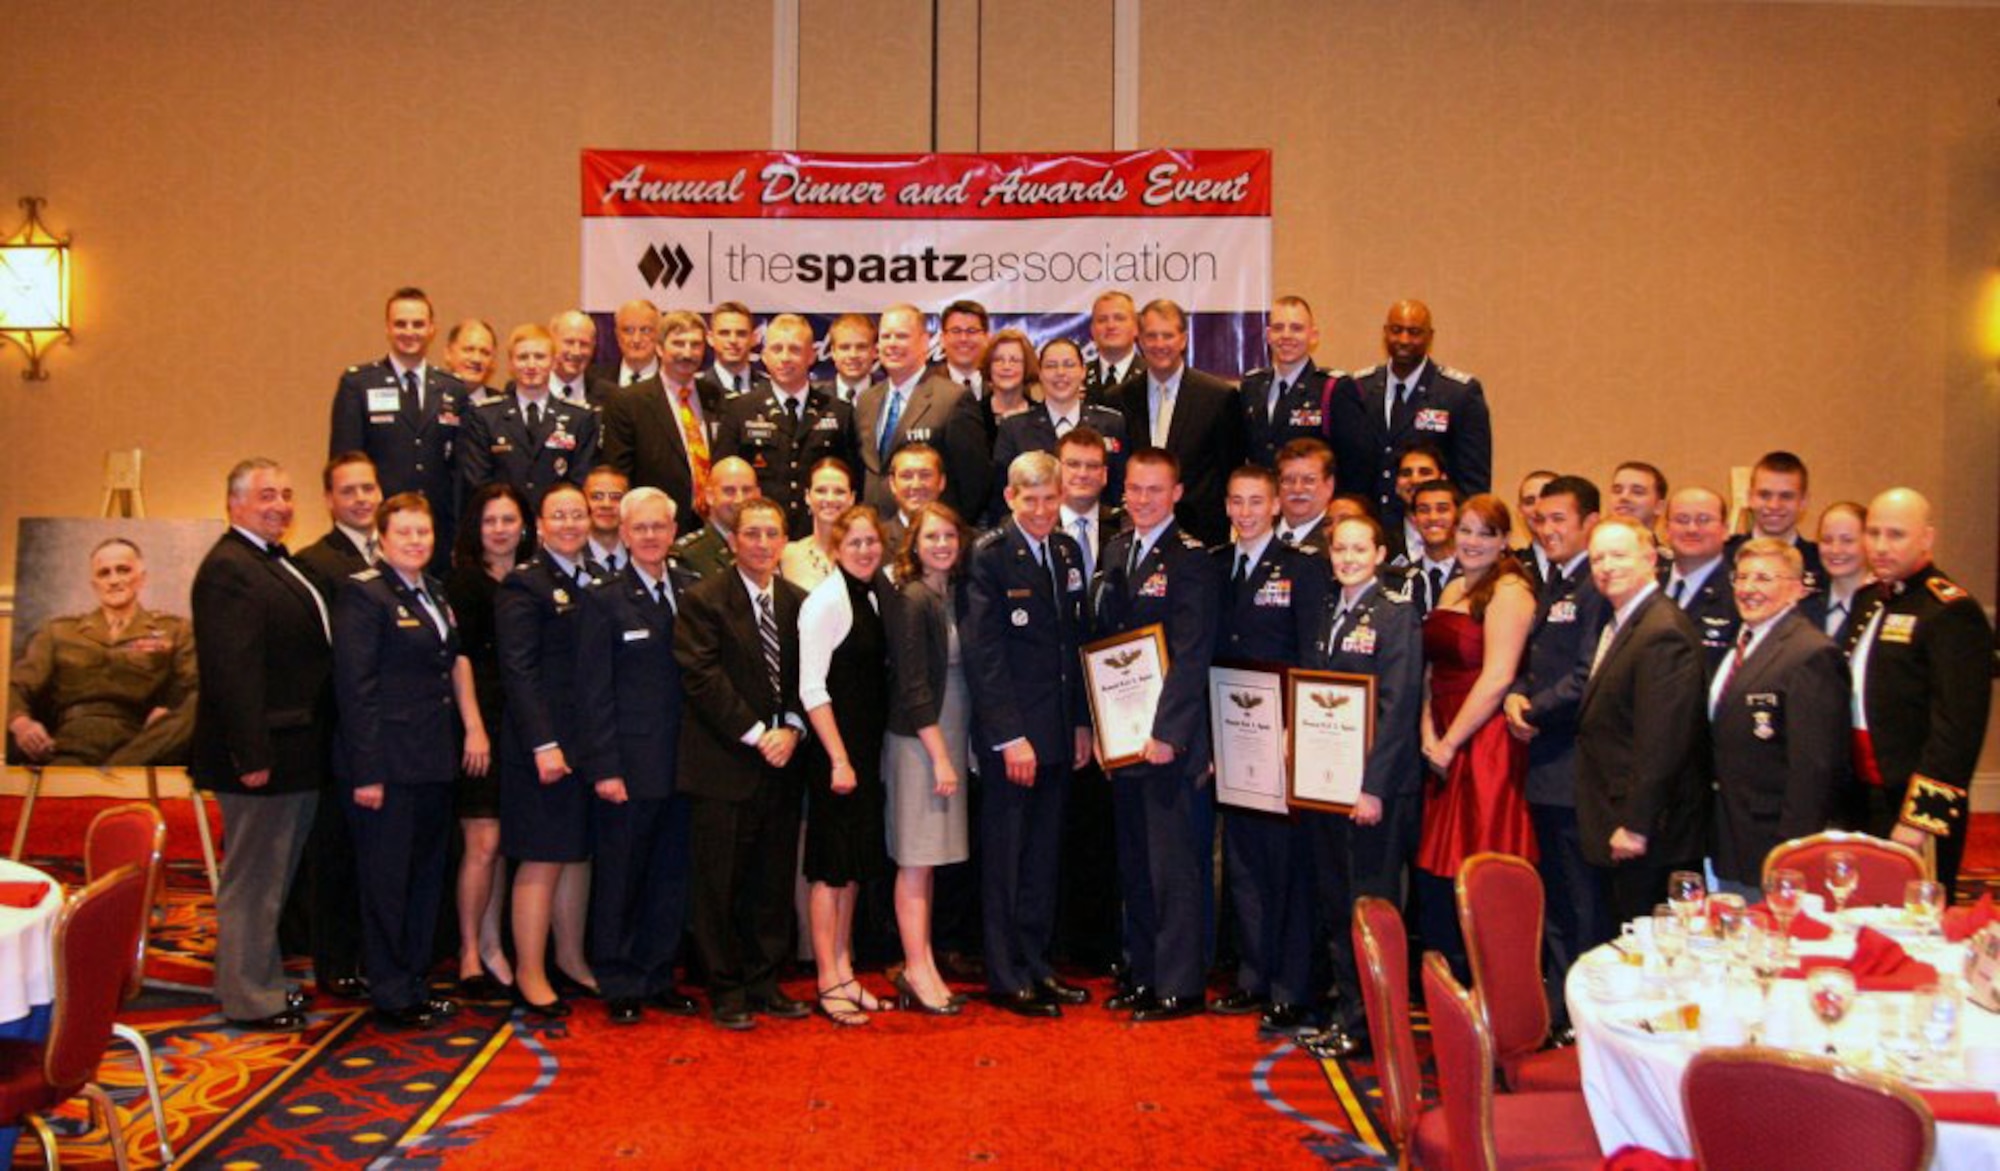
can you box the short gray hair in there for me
[226,457,282,501]
[620,485,677,521]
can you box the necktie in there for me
[1127,536,1142,578]
[1669,577,1686,604]
[1102,363,1118,389]
[414,587,443,635]
[755,591,782,715]
[785,396,802,430]
[1054,413,1073,435]
[605,551,620,574]
[402,369,421,415]
[1386,381,1402,430]
[1036,541,1058,596]
[1072,516,1093,581]
[675,385,711,507]
[267,541,289,560]
[1712,626,1752,714]
[575,563,591,586]
[1427,566,1446,609]
[878,389,905,461]
[528,400,543,431]
[1152,383,1174,446]
[1233,552,1248,585]
[1270,378,1288,422]
[1590,621,1617,677]
[654,578,671,610]
[1826,600,1847,637]
[1278,528,1296,546]
[364,536,379,565]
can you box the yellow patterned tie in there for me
[676,384,711,511]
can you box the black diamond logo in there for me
[638,242,694,290]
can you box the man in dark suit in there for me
[1662,486,1741,666]
[825,313,878,405]
[459,325,598,508]
[1209,466,1330,1031]
[1327,299,1492,531]
[1091,449,1220,1022]
[1848,488,1994,892]
[1708,538,1850,895]
[191,458,335,1030]
[711,313,858,539]
[1274,438,1337,551]
[1576,517,1711,924]
[1502,475,1613,1027]
[288,451,380,1002]
[696,301,770,402]
[1303,514,1424,1056]
[601,309,722,525]
[1238,296,1349,470]
[1117,299,1240,545]
[1084,290,1141,405]
[327,287,468,573]
[443,319,499,403]
[673,498,812,1029]
[964,452,1095,1018]
[550,310,615,409]
[598,299,662,389]
[854,304,990,521]
[575,488,702,1024]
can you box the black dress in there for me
[446,563,505,818]
[803,571,892,885]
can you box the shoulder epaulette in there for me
[671,531,703,548]
[351,567,381,582]
[1243,366,1272,380]
[1353,364,1381,379]
[1175,531,1206,550]
[1324,369,1349,380]
[1438,365,1474,383]
[974,528,1007,550]
[1928,576,1969,604]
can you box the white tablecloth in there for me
[1566,926,2000,1171]
[0,857,60,1022]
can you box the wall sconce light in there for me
[0,198,74,381]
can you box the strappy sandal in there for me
[816,979,871,1027]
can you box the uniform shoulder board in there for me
[1175,531,1206,550]
[1243,366,1272,381]
[1324,369,1350,380]
[1353,364,1381,379]
[1295,540,1324,556]
[973,528,1007,550]
[351,567,382,582]
[672,530,705,549]
[346,364,363,374]
[1927,576,1969,604]
[1438,365,1475,383]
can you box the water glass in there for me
[1825,850,1859,919]
[1917,981,1965,1078]
[1906,880,1946,940]
[1668,870,1707,931]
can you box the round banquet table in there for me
[0,857,61,1158]
[1567,917,2000,1170]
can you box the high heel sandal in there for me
[892,971,963,1016]
[816,979,871,1027]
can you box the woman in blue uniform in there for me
[334,492,490,1028]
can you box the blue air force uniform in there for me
[1236,365,1346,470]
[329,359,468,571]
[494,555,598,862]
[984,403,1131,525]
[458,393,599,507]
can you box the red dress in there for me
[1414,608,1536,877]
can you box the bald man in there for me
[1846,489,1993,891]
[670,456,760,581]
[550,309,613,408]
[1328,299,1493,531]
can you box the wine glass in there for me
[1654,906,1688,983]
[1806,967,1857,1055]
[1824,851,1859,921]
[1905,880,1946,941]
[1748,926,1786,1040]
[1668,870,1707,934]
[1916,981,1965,1080]
[1764,868,1807,960]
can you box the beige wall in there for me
[2,0,1996,601]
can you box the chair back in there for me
[84,801,165,1002]
[43,864,149,1093]
[1764,830,1927,908]
[1352,896,1420,1146]
[1683,1047,1934,1171]
[1420,950,1497,1171]
[1455,852,1548,1066]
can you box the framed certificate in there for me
[1208,662,1290,814]
[1286,670,1375,813]
[1080,624,1169,769]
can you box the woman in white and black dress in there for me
[880,501,972,1014]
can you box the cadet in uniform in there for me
[712,314,859,539]
[1237,296,1350,471]
[458,325,598,507]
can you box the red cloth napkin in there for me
[0,880,51,909]
[1600,1146,1698,1170]
[1746,904,1834,941]
[1945,892,1997,944]
[1919,1090,2000,1127]
[1793,926,1938,991]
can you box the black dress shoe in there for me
[1132,995,1204,1023]
[513,989,570,1020]
[286,988,309,1010]
[320,975,370,1001]
[228,1009,308,1032]
[754,991,811,1020]
[551,969,600,1000]
[607,998,644,1025]
[649,989,701,1016]
[457,973,509,1001]
[1035,976,1090,1006]
[425,995,461,1019]
[375,1004,436,1030]
[990,988,1061,1018]
[1210,989,1263,1016]
[1104,984,1154,1012]
[712,1006,758,1031]
[1299,1024,1365,1058]
[1258,1003,1316,1036]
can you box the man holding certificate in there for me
[1209,466,1329,1036]
[1088,448,1220,1023]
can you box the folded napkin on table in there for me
[1792,926,1938,991]
[1918,1090,2000,1128]
[1945,892,1996,944]
[0,880,52,909]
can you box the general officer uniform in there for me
[458,392,599,507]
[711,383,860,539]
[1210,536,1329,1024]
[1236,363,1345,471]
[962,519,1092,1007]
[984,402,1130,525]
[332,566,461,1017]
[1091,520,1219,1015]
[574,563,700,1013]
[494,554,597,863]
[7,606,196,766]
[1328,359,1492,530]
[328,359,468,572]
[1847,563,1994,891]
[1307,579,1424,1046]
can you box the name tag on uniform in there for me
[367,386,401,412]
[623,629,651,642]
[1006,588,1032,599]
[745,420,778,443]
[1340,624,1377,655]
[1253,578,1292,607]
[907,427,933,442]
[1138,571,1168,598]
[370,413,396,425]
[1882,613,1917,643]
[1548,599,1577,623]
[1414,407,1450,432]
[396,617,423,628]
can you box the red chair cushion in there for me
[0,1037,57,1122]
[1504,1045,1583,1093]
[1767,837,1921,909]
[1413,1093,1602,1170]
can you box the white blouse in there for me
[797,571,878,711]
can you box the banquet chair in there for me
[0,863,149,1171]
[1683,1047,1933,1171]
[1352,897,1423,1168]
[1764,830,1928,908]
[1412,952,1600,1171]
[83,802,173,1165]
[1455,852,1582,1092]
